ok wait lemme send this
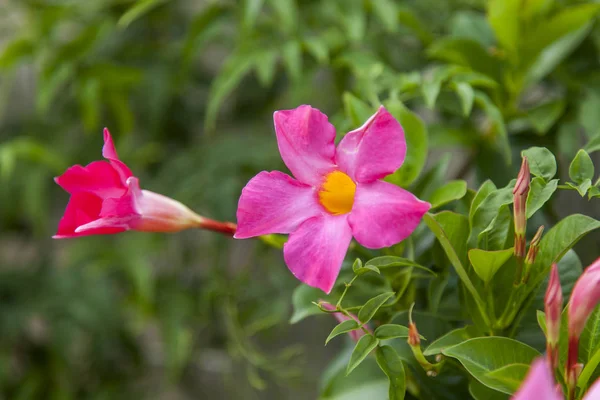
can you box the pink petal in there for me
[336,106,406,183]
[584,377,600,400]
[273,105,336,186]
[53,192,125,238]
[54,161,126,198]
[102,128,133,184]
[283,214,352,294]
[349,180,430,249]
[235,171,322,238]
[512,358,561,400]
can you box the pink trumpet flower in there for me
[320,302,370,342]
[513,357,600,400]
[54,129,236,238]
[567,257,600,391]
[235,105,430,293]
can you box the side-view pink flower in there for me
[235,105,430,293]
[54,128,236,238]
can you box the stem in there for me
[336,275,359,308]
[198,217,237,235]
[577,346,600,390]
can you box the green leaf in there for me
[474,91,511,163]
[484,364,531,393]
[304,37,329,64]
[243,0,264,30]
[118,0,168,28]
[384,101,428,187]
[0,38,34,69]
[468,248,514,284]
[469,380,510,400]
[453,81,475,116]
[354,258,380,276]
[487,0,520,55]
[526,178,559,218]
[526,100,566,135]
[442,337,540,394]
[269,0,298,34]
[423,326,479,356]
[421,66,460,109]
[375,345,406,400]
[450,11,495,48]
[358,292,395,324]
[477,204,512,251]
[469,181,514,247]
[585,134,600,154]
[470,180,497,228]
[347,335,379,375]
[365,256,435,276]
[282,40,302,82]
[343,93,373,127]
[253,50,278,87]
[374,324,411,340]
[428,38,502,81]
[531,215,600,287]
[569,149,595,184]
[429,180,468,209]
[371,0,399,33]
[290,284,330,323]
[566,180,592,197]
[522,147,557,181]
[326,320,360,344]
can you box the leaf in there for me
[442,337,540,394]
[474,91,511,163]
[304,37,329,64]
[282,40,302,82]
[428,38,502,81]
[365,256,435,276]
[477,205,512,251]
[243,0,264,30]
[531,215,600,287]
[429,180,468,209]
[374,324,411,340]
[326,320,360,344]
[487,0,520,54]
[470,181,514,247]
[354,258,380,275]
[343,93,373,127]
[423,326,479,356]
[526,178,559,218]
[270,0,298,33]
[421,66,460,109]
[450,11,495,48]
[566,180,592,197]
[452,81,474,116]
[358,292,395,324]
[470,180,497,228]
[118,0,168,28]
[371,0,399,33]
[468,248,514,284]
[469,380,509,400]
[290,284,330,323]
[522,147,557,181]
[347,335,379,375]
[384,101,428,187]
[0,38,34,69]
[585,134,600,154]
[205,52,254,131]
[375,346,406,400]
[484,363,531,393]
[526,100,566,135]
[569,149,595,185]
[253,50,278,87]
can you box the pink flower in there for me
[54,128,236,238]
[512,358,562,400]
[545,264,563,369]
[567,257,600,387]
[235,105,430,293]
[320,302,369,342]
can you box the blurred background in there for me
[0,0,599,399]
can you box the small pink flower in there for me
[235,105,430,293]
[567,257,600,387]
[320,302,369,342]
[512,358,562,400]
[54,129,236,238]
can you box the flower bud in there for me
[544,264,562,369]
[567,257,600,393]
[513,156,530,259]
[408,322,421,347]
[522,226,544,283]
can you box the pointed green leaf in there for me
[326,320,360,344]
[347,335,379,375]
[358,292,395,324]
[424,326,479,356]
[429,180,468,209]
[453,81,474,116]
[468,248,514,284]
[365,256,435,276]
[375,345,406,400]
[374,324,411,340]
[569,149,594,184]
[526,178,559,218]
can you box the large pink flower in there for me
[54,128,236,238]
[235,105,430,293]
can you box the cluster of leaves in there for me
[1,0,600,399]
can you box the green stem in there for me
[336,275,359,308]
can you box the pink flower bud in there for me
[320,302,369,342]
[54,129,236,238]
[513,156,530,258]
[567,257,600,392]
[408,322,421,347]
[545,264,562,369]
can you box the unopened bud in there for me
[408,322,421,347]
[544,264,562,369]
[525,226,544,266]
[513,156,530,259]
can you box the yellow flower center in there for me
[318,171,356,215]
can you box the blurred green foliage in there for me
[0,0,599,399]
